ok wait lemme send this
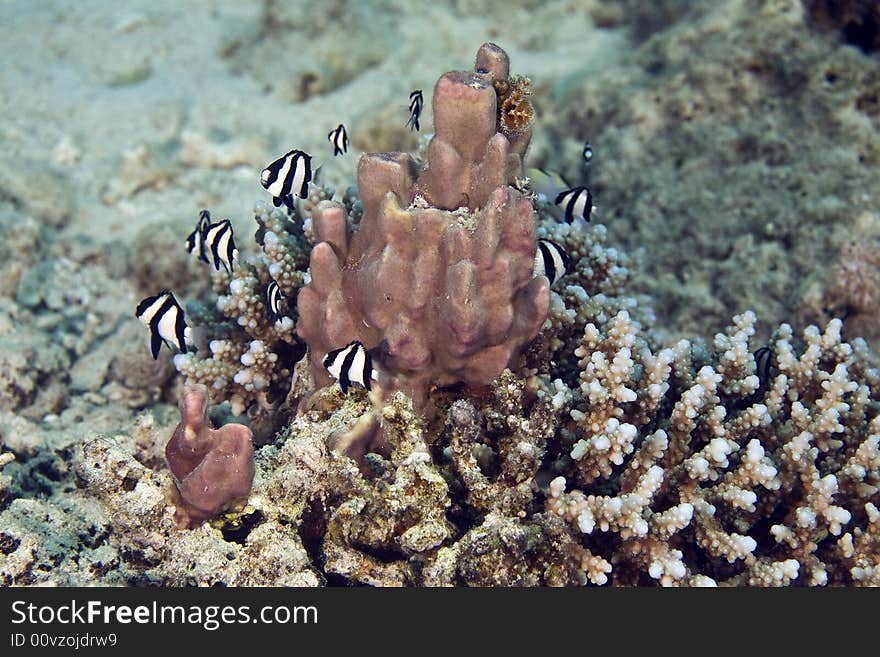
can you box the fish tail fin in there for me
[176,311,188,354]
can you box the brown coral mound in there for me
[296,44,549,408]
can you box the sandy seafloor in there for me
[0,0,878,586]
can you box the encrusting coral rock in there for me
[165,384,255,528]
[297,43,548,408]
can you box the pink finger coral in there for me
[296,43,548,410]
[165,384,255,528]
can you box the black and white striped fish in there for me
[266,280,285,322]
[533,239,570,287]
[204,218,237,273]
[406,90,423,131]
[185,209,211,264]
[754,345,776,389]
[554,186,593,224]
[260,149,313,211]
[582,141,593,164]
[328,123,348,156]
[135,290,190,360]
[323,341,377,394]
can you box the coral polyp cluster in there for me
[495,75,534,137]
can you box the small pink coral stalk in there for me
[165,384,255,528]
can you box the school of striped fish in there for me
[136,90,602,393]
[185,209,238,272]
